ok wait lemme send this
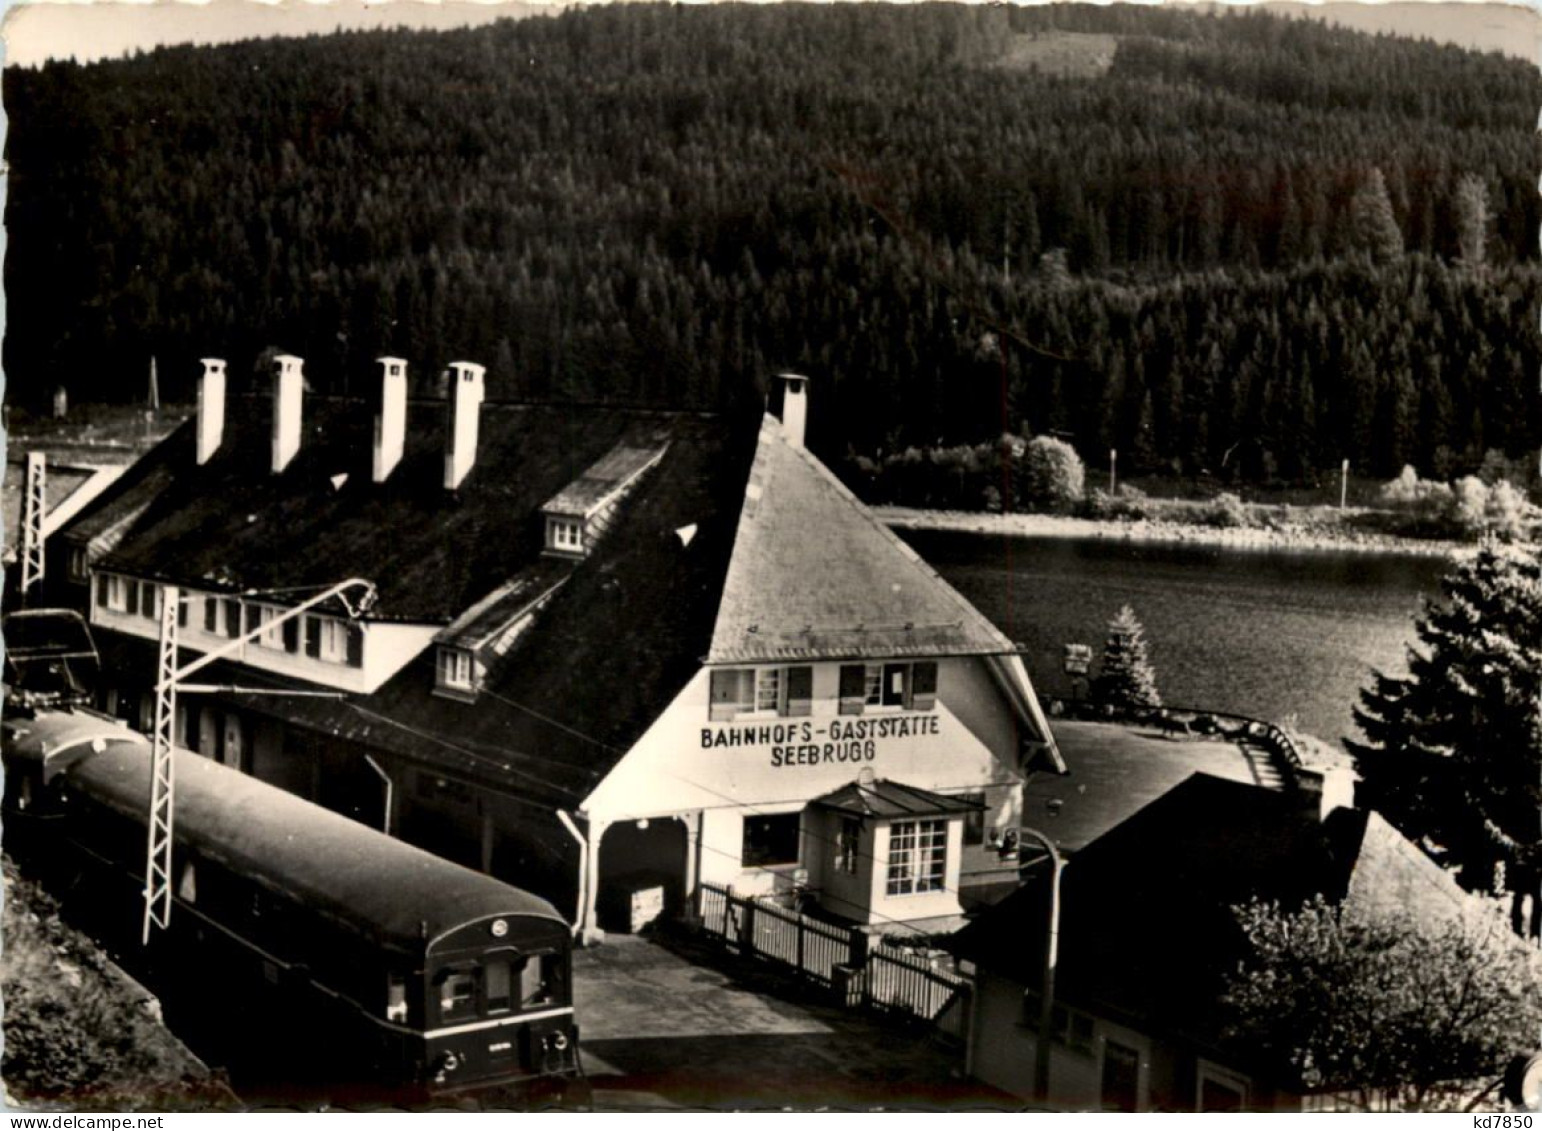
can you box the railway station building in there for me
[48,357,1064,939]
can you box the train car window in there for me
[520,954,556,1008]
[386,973,408,1023]
[485,960,511,1013]
[178,861,197,903]
[439,970,477,1022]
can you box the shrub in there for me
[1083,486,1153,521]
[1452,475,1490,535]
[1203,491,1250,528]
[1021,436,1085,512]
[1484,479,1533,541]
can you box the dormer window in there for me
[547,517,583,555]
[435,646,477,700]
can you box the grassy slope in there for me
[1,857,236,1111]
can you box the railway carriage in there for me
[2,707,584,1102]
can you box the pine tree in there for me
[1093,605,1162,713]
[1349,543,1542,938]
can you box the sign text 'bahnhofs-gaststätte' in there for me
[700,714,943,766]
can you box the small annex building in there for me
[48,357,1064,939]
[949,772,1498,1112]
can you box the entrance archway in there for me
[596,818,689,934]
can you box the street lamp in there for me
[1019,824,1064,1106]
[142,578,377,943]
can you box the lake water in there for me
[900,530,1454,749]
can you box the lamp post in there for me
[1020,824,1064,1106]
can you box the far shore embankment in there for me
[874,506,1469,559]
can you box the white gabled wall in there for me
[583,655,1027,898]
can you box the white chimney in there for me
[444,360,486,491]
[196,358,226,465]
[778,372,809,450]
[271,354,304,474]
[373,357,408,484]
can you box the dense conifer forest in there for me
[5,3,1539,484]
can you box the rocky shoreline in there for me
[875,506,1468,559]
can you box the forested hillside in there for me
[5,3,1539,482]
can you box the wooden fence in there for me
[698,883,969,1029]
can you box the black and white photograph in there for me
[1,0,1540,1114]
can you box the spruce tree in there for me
[1093,605,1162,713]
[1349,542,1542,938]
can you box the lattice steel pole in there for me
[20,451,45,599]
[142,584,180,944]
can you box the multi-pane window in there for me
[1023,993,1097,1054]
[96,573,130,613]
[755,668,780,712]
[709,666,812,721]
[885,819,948,897]
[548,517,583,552]
[306,615,350,664]
[254,605,284,649]
[437,647,474,690]
[839,661,939,715]
[836,817,862,875]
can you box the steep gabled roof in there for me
[65,396,719,623]
[707,416,1017,664]
[91,405,760,809]
[951,774,1480,1064]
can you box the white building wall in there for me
[90,574,437,694]
[585,655,1024,902]
[968,969,1156,1111]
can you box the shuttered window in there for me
[784,666,812,716]
[346,623,365,668]
[909,662,938,711]
[204,597,218,633]
[305,615,322,658]
[96,574,109,608]
[224,599,241,638]
[711,667,811,720]
[838,664,867,715]
[841,661,939,713]
[282,615,300,654]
